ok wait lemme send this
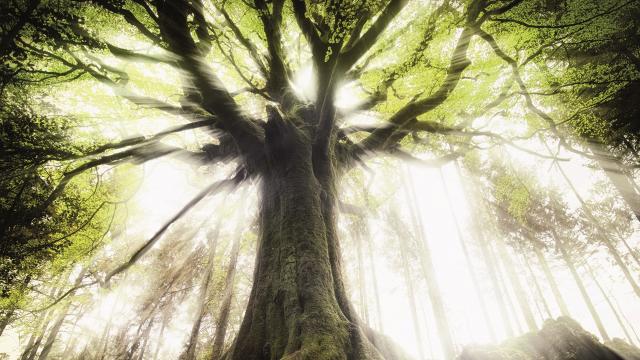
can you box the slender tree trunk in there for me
[551,229,609,341]
[152,313,168,360]
[394,214,426,360]
[443,166,496,341]
[520,250,551,320]
[612,295,640,345]
[97,310,114,360]
[211,200,248,360]
[0,308,15,337]
[483,238,516,337]
[554,160,640,298]
[585,264,635,345]
[496,240,538,331]
[492,240,526,334]
[365,226,384,333]
[588,141,640,223]
[355,225,370,325]
[533,245,570,317]
[404,170,456,359]
[179,222,221,360]
[20,277,64,360]
[38,268,87,360]
[360,187,384,333]
[461,172,516,338]
[138,319,154,360]
[60,312,81,359]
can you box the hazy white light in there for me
[291,63,316,101]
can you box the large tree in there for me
[2,0,639,359]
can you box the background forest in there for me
[1,0,640,359]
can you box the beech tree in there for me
[2,0,640,359]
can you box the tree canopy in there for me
[1,0,640,359]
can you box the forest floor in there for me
[458,317,640,360]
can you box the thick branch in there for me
[338,0,409,71]
[155,0,265,159]
[104,172,244,284]
[356,26,474,152]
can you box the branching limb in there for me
[252,0,291,98]
[338,0,409,71]
[155,0,265,158]
[215,4,268,78]
[490,0,634,29]
[355,26,475,154]
[36,142,208,217]
[103,170,245,284]
[291,0,325,65]
[475,27,601,160]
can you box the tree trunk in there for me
[554,160,640,298]
[137,319,154,360]
[179,223,221,360]
[612,295,640,345]
[394,215,426,360]
[588,141,640,223]
[443,166,496,341]
[211,211,245,360]
[365,226,384,333]
[152,313,168,360]
[551,229,609,341]
[0,308,15,337]
[533,245,570,317]
[403,170,456,359]
[492,239,525,334]
[224,118,392,360]
[38,267,86,360]
[355,225,369,325]
[520,251,551,320]
[461,172,516,338]
[494,238,537,332]
[585,264,635,345]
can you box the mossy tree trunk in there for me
[225,114,393,360]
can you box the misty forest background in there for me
[1,0,640,359]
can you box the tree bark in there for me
[224,117,393,360]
